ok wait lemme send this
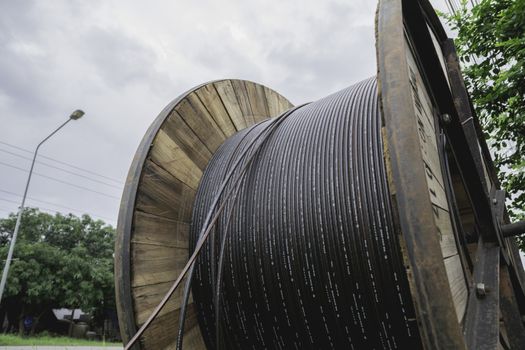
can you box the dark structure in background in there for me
[0,305,120,341]
[114,0,525,349]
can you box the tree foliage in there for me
[444,0,525,225]
[0,208,115,332]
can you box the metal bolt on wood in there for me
[476,283,487,298]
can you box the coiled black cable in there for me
[177,105,308,349]
[189,78,422,349]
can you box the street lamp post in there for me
[0,109,85,303]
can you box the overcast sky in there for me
[0,0,451,226]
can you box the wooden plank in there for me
[141,304,203,349]
[231,79,255,125]
[132,278,192,324]
[424,163,449,211]
[131,242,187,263]
[263,86,283,117]
[405,38,451,211]
[132,211,189,249]
[139,304,205,350]
[416,113,445,188]
[405,42,439,146]
[213,80,247,131]
[150,129,202,190]
[414,102,437,150]
[404,37,468,327]
[131,242,188,287]
[161,111,213,170]
[444,254,468,323]
[195,84,237,137]
[255,82,271,120]
[406,49,437,139]
[175,94,226,153]
[245,81,270,122]
[431,205,458,258]
[276,94,293,113]
[406,47,446,190]
[135,160,195,221]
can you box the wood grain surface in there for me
[116,79,293,349]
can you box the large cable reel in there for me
[115,1,525,349]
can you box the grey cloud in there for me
[0,44,56,118]
[0,0,379,223]
[265,30,376,102]
[79,27,164,89]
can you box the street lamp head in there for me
[69,109,85,120]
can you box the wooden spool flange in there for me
[114,80,293,349]
[377,0,525,349]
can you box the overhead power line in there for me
[0,148,123,190]
[444,0,455,15]
[0,189,116,223]
[0,197,116,225]
[0,140,124,185]
[0,196,62,214]
[0,161,121,200]
[0,206,14,213]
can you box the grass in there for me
[0,334,122,346]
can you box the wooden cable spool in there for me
[115,80,293,349]
[115,0,525,349]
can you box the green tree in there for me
[444,0,525,246]
[0,208,115,335]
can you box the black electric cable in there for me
[177,105,307,349]
[214,186,242,349]
[208,107,310,349]
[189,78,422,349]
